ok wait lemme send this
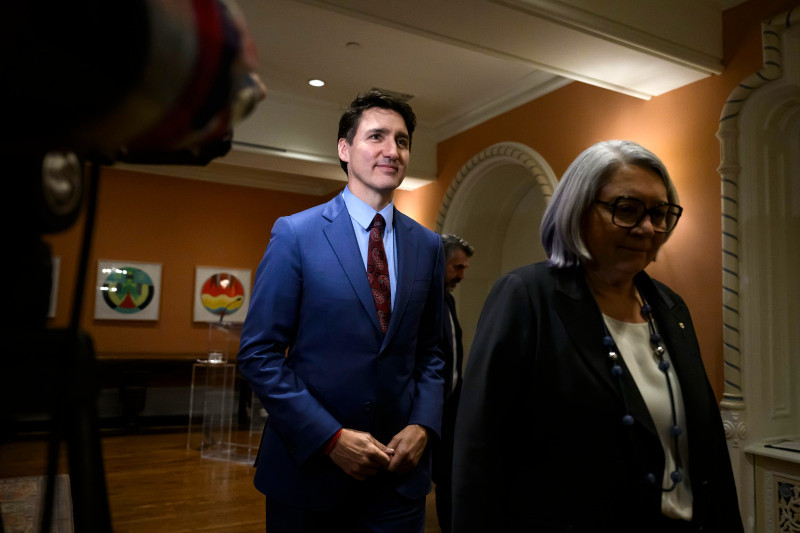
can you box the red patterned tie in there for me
[367,214,391,334]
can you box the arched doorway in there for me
[436,142,557,361]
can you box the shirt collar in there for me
[342,186,394,231]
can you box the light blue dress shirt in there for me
[342,186,398,310]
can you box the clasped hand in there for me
[328,425,428,481]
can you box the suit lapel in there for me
[553,268,658,438]
[381,209,418,348]
[321,196,382,332]
[552,269,620,398]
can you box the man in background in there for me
[238,90,445,532]
[433,233,474,533]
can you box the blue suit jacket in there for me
[238,192,446,510]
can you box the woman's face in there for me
[583,164,669,281]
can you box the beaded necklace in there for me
[602,294,684,492]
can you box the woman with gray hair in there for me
[452,140,742,532]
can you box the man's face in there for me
[337,108,410,199]
[445,249,470,292]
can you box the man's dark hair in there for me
[441,233,474,261]
[338,90,417,175]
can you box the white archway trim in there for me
[716,10,800,531]
[716,8,799,414]
[436,142,557,232]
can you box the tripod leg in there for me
[64,331,113,532]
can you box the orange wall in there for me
[396,0,798,401]
[45,169,324,355]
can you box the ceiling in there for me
[121,0,745,196]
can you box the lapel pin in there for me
[679,322,685,329]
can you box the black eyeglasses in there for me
[594,196,683,233]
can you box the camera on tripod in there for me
[0,2,265,531]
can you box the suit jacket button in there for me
[362,401,374,413]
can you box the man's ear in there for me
[337,138,350,163]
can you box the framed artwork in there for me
[193,266,252,323]
[94,260,162,321]
[48,256,60,318]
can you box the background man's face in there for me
[445,249,470,292]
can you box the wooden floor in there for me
[0,429,442,532]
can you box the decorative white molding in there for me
[433,75,573,142]
[777,475,800,532]
[717,9,800,532]
[764,471,800,533]
[494,0,724,74]
[436,142,556,232]
[716,7,799,412]
[722,408,749,449]
[767,470,777,532]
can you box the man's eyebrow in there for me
[364,127,409,139]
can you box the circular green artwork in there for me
[101,266,155,314]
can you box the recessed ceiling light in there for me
[308,79,325,87]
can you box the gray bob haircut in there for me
[540,140,679,268]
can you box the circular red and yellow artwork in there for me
[200,272,245,317]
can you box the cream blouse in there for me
[603,314,694,521]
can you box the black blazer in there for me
[452,262,742,533]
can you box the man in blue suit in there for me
[238,91,446,532]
